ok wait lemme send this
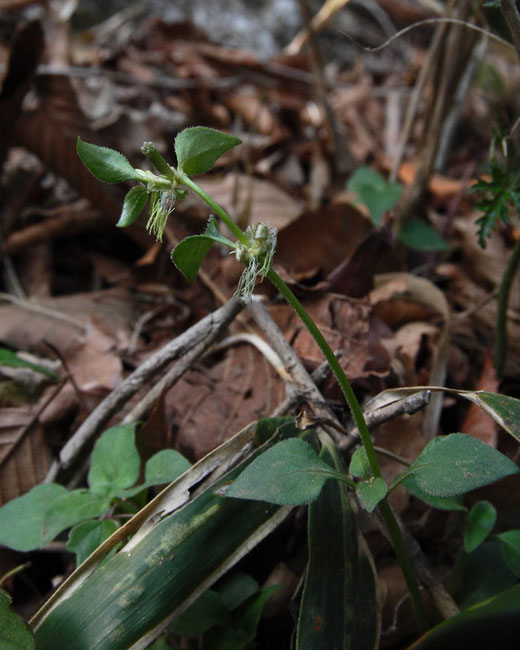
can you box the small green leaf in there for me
[41,490,108,546]
[408,433,518,497]
[67,519,119,566]
[77,138,140,184]
[217,572,259,611]
[174,126,242,176]
[497,530,520,578]
[404,474,466,511]
[144,449,191,486]
[171,215,235,283]
[170,590,231,637]
[347,166,402,225]
[236,585,280,637]
[349,447,370,479]
[87,424,140,498]
[0,589,35,650]
[224,438,333,505]
[0,347,59,381]
[473,391,520,443]
[117,186,148,228]
[464,501,497,553]
[355,477,388,512]
[398,218,449,251]
[0,484,67,552]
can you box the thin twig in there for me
[44,297,245,483]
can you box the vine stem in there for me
[267,267,428,631]
[494,238,520,376]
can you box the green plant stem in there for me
[177,172,250,246]
[494,238,520,376]
[180,176,427,631]
[267,266,428,631]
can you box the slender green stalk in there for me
[182,176,428,631]
[494,238,520,376]
[177,172,250,246]
[268,267,428,631]
[267,268,381,477]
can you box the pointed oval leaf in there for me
[171,215,234,283]
[41,490,109,546]
[471,391,520,443]
[77,137,140,184]
[464,501,497,553]
[0,590,36,650]
[0,484,67,552]
[409,433,518,497]
[87,424,140,498]
[497,530,520,578]
[117,186,148,228]
[355,477,388,513]
[224,438,333,505]
[67,519,119,567]
[144,449,192,486]
[175,127,242,176]
[404,474,466,511]
[349,447,370,479]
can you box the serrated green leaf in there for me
[0,484,67,552]
[175,127,242,176]
[464,501,497,553]
[87,424,140,498]
[0,589,35,650]
[77,137,140,184]
[0,347,59,381]
[403,474,466,511]
[355,477,388,513]
[349,447,370,479]
[408,434,518,497]
[171,215,235,283]
[497,530,520,578]
[117,186,148,228]
[398,219,449,251]
[67,519,119,567]
[224,438,333,505]
[144,449,191,486]
[347,166,402,225]
[41,490,109,546]
[297,436,380,650]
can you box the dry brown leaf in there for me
[198,173,303,231]
[0,406,50,505]
[460,352,499,447]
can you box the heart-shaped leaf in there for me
[223,438,334,505]
[175,127,242,176]
[77,137,140,184]
[117,186,148,228]
[408,433,518,497]
[398,218,449,251]
[171,215,235,283]
[355,477,388,512]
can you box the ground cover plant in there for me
[1,1,520,648]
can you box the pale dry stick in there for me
[285,0,352,55]
[396,0,478,224]
[500,0,520,58]
[248,295,346,441]
[389,5,454,184]
[44,296,245,483]
[296,0,354,173]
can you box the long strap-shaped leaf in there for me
[297,434,381,650]
[32,418,298,649]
